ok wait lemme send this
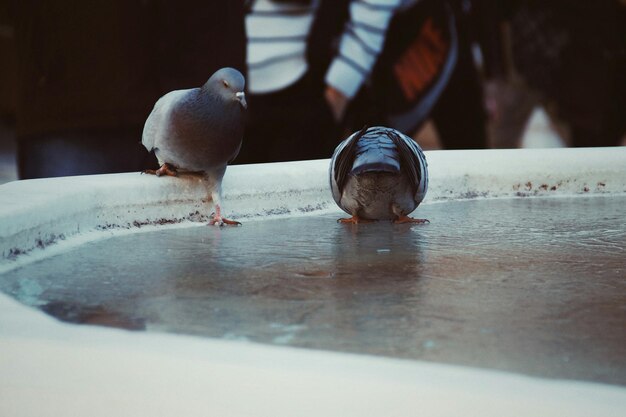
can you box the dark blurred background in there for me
[0,0,624,183]
[1,0,246,181]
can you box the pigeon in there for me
[142,67,247,226]
[329,126,429,224]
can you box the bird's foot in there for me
[209,213,241,227]
[337,216,375,224]
[393,216,430,224]
[142,163,178,177]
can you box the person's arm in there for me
[324,0,402,120]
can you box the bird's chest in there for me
[163,110,241,171]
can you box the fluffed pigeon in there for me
[330,126,428,224]
[142,67,247,226]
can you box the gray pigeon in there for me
[142,67,247,226]
[330,126,429,224]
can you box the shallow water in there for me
[2,196,625,384]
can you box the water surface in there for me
[2,196,625,384]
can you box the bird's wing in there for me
[227,140,243,165]
[141,89,190,152]
[332,126,369,194]
[388,129,427,197]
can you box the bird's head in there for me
[206,67,247,109]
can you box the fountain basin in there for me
[1,147,625,416]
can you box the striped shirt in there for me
[246,0,405,97]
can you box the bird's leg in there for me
[143,163,178,177]
[337,211,376,224]
[209,204,241,226]
[393,215,430,224]
[392,204,429,224]
[208,190,241,226]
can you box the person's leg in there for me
[430,32,488,149]
[238,75,340,164]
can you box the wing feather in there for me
[333,125,369,193]
[387,128,422,195]
[141,89,191,152]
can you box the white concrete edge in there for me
[1,147,626,416]
[1,292,625,417]
[1,147,625,271]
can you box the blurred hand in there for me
[324,85,349,122]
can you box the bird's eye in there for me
[223,80,230,88]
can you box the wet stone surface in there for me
[2,196,625,385]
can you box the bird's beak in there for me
[236,91,247,109]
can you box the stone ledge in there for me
[1,147,625,266]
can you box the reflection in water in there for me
[41,301,146,330]
[321,223,427,354]
[1,196,625,385]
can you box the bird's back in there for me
[351,132,402,177]
[330,126,428,219]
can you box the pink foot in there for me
[142,163,178,177]
[337,215,376,224]
[393,215,429,224]
[208,205,241,227]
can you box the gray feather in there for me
[330,126,428,220]
[142,67,247,177]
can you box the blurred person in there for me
[239,0,488,164]
[13,0,490,177]
[240,0,410,163]
[12,0,246,179]
[351,0,488,149]
[475,0,626,148]
[236,0,347,163]
[510,0,625,147]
